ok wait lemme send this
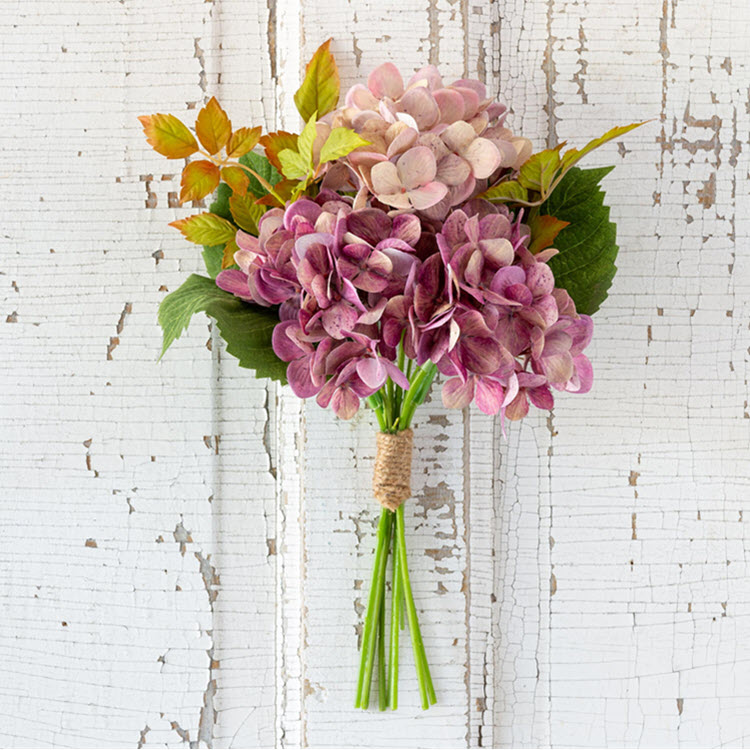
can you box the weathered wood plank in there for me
[0,1,277,747]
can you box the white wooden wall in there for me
[1,0,748,747]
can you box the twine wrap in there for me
[372,429,413,511]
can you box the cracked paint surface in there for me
[1,0,748,748]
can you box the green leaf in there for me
[540,166,617,316]
[229,193,265,234]
[158,274,234,357]
[202,245,224,278]
[293,39,340,122]
[203,183,235,276]
[204,295,288,383]
[157,274,287,383]
[239,151,281,199]
[209,182,233,220]
[518,148,561,192]
[319,127,370,163]
[481,180,529,203]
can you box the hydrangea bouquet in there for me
[140,40,643,711]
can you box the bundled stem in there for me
[357,350,438,711]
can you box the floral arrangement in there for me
[140,40,642,711]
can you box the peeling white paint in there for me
[1,0,748,748]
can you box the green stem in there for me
[356,509,393,709]
[378,583,387,711]
[396,505,436,709]
[388,524,401,710]
[400,363,438,429]
[356,358,438,711]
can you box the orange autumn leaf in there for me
[138,113,198,158]
[179,160,220,204]
[221,166,250,195]
[254,178,296,207]
[221,238,240,270]
[195,97,232,155]
[226,126,262,158]
[259,131,298,172]
[528,214,571,254]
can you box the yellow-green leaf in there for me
[221,166,250,195]
[527,214,571,254]
[179,160,221,203]
[229,193,265,234]
[277,150,308,180]
[319,127,370,163]
[293,39,340,122]
[560,122,647,171]
[518,148,562,193]
[226,126,262,158]
[278,114,318,179]
[138,113,198,159]
[297,114,318,164]
[169,212,237,245]
[481,180,529,203]
[195,97,232,155]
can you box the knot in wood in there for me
[372,429,413,511]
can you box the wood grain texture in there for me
[1,0,748,747]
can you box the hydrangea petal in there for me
[450,86,480,120]
[370,160,403,195]
[216,269,254,301]
[386,125,418,158]
[434,88,465,124]
[441,120,476,153]
[287,357,321,398]
[346,83,379,110]
[463,136,501,178]
[345,209,391,246]
[368,62,404,99]
[475,377,504,415]
[442,376,475,409]
[271,321,306,361]
[357,357,387,389]
[235,229,261,254]
[480,237,514,268]
[396,146,437,190]
[407,65,443,91]
[526,263,555,296]
[436,153,471,185]
[400,87,440,130]
[391,213,421,245]
[505,390,529,421]
[331,385,360,420]
[567,354,593,394]
[407,181,448,210]
[322,303,359,339]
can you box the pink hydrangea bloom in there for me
[215,63,595,423]
[331,63,533,218]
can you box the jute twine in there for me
[372,429,413,511]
